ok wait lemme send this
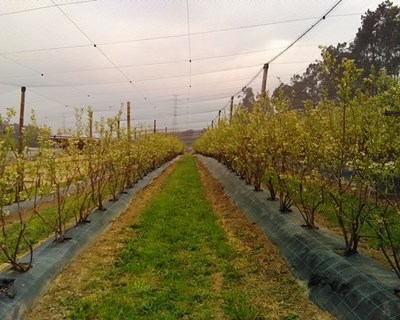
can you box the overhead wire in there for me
[0,13,357,55]
[0,1,356,130]
[50,0,146,101]
[97,12,359,47]
[0,45,317,79]
[206,0,345,127]
[0,53,97,101]
[0,0,349,127]
[186,0,192,130]
[0,0,97,17]
[267,0,344,64]
[186,0,192,91]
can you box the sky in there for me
[0,0,396,133]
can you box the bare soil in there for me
[29,158,335,319]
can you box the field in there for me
[29,155,333,320]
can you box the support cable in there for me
[50,0,146,100]
[209,0,344,127]
[267,0,344,64]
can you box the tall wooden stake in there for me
[127,101,131,141]
[261,63,269,96]
[230,96,234,122]
[18,87,26,155]
[88,109,93,139]
[154,119,156,133]
[16,87,26,202]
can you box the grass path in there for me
[29,155,334,319]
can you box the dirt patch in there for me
[28,162,178,320]
[196,159,335,320]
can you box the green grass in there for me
[68,155,264,319]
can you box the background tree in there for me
[351,0,400,78]
[240,87,255,111]
[273,1,400,106]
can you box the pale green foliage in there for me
[194,53,400,264]
[0,106,184,269]
[0,108,33,271]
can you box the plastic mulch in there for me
[197,155,400,320]
[0,157,179,320]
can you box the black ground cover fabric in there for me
[198,155,400,320]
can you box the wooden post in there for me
[261,63,269,96]
[230,96,234,122]
[154,119,156,133]
[127,101,131,141]
[16,87,26,202]
[165,127,167,133]
[18,87,26,156]
[218,110,221,123]
[88,109,93,139]
[211,120,214,128]
[384,111,400,116]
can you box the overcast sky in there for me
[0,0,395,133]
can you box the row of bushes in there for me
[0,107,184,272]
[194,54,400,276]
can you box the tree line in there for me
[273,0,400,108]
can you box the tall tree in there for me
[273,1,400,105]
[240,87,255,111]
[273,43,350,107]
[351,0,400,78]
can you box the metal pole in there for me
[261,63,269,96]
